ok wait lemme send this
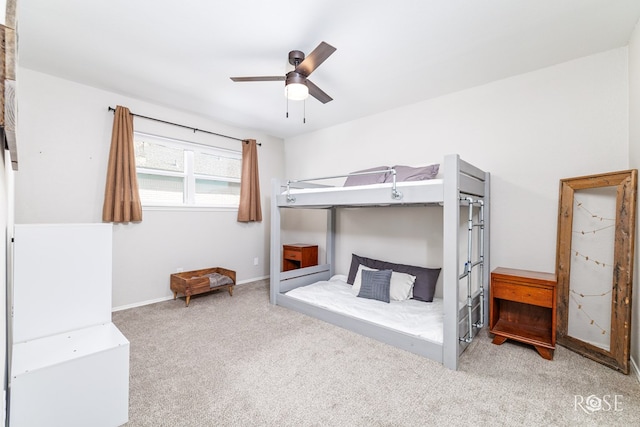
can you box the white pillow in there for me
[391,270,417,300]
[352,264,416,301]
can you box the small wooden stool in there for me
[170,267,236,306]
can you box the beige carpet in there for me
[112,279,640,426]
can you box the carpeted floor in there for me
[112,279,640,426]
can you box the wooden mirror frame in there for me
[556,170,637,374]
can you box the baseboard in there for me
[237,275,269,284]
[112,295,174,312]
[111,275,270,312]
[631,356,640,384]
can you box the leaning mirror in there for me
[556,170,637,374]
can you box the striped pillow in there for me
[357,269,392,303]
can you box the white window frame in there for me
[134,132,242,210]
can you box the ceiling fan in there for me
[230,41,337,103]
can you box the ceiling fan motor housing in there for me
[288,50,305,66]
[285,71,307,87]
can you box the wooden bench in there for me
[170,267,236,306]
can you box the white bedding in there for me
[284,275,443,344]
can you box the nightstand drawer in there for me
[283,249,301,261]
[492,282,553,308]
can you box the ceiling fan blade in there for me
[230,76,285,82]
[295,41,336,77]
[306,80,333,104]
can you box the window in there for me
[134,132,242,208]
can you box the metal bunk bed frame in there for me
[269,154,490,370]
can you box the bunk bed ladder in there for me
[459,196,485,344]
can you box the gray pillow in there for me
[357,269,392,303]
[344,166,390,187]
[347,253,441,302]
[385,164,439,182]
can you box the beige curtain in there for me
[102,105,143,222]
[237,139,262,222]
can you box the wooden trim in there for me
[5,0,17,30]
[0,15,17,169]
[4,25,15,80]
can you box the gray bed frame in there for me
[269,154,490,370]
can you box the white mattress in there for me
[285,275,443,344]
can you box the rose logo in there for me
[585,395,602,413]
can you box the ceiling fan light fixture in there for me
[284,71,309,100]
[285,82,309,100]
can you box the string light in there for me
[569,292,608,336]
[572,250,610,268]
[573,224,615,235]
[574,200,616,222]
[569,197,614,337]
[571,197,614,267]
[570,288,611,298]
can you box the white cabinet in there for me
[10,224,129,427]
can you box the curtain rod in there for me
[107,106,260,145]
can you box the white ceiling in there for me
[17,0,640,139]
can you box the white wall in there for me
[15,68,285,308]
[629,18,640,377]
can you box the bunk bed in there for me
[269,154,490,370]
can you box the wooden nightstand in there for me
[283,244,318,271]
[490,267,557,360]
